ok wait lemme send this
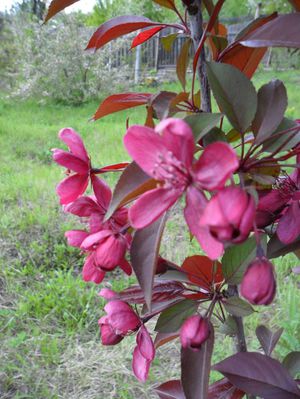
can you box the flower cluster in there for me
[52,117,299,384]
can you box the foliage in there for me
[5,12,129,104]
[4,0,300,398]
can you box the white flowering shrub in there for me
[9,13,131,104]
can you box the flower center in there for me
[152,151,190,189]
[276,174,298,200]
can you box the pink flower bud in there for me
[180,315,210,351]
[241,257,276,306]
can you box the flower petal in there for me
[80,230,112,250]
[119,259,132,276]
[82,255,105,284]
[59,128,89,162]
[95,235,127,270]
[65,230,89,248]
[277,200,300,244]
[56,174,89,205]
[129,187,181,229]
[99,323,124,345]
[124,125,166,177]
[158,118,195,168]
[52,149,89,174]
[91,175,112,210]
[185,187,223,260]
[194,142,238,190]
[64,196,99,217]
[136,325,155,361]
[132,346,151,382]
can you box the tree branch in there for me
[185,0,212,112]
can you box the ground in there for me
[0,70,299,398]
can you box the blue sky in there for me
[0,0,96,13]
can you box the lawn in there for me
[0,70,299,398]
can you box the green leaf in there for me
[223,296,254,317]
[155,300,197,333]
[161,33,178,51]
[184,113,223,142]
[176,38,192,91]
[203,127,227,146]
[220,316,238,336]
[222,236,258,284]
[206,61,257,133]
[282,352,300,378]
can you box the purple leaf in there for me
[241,14,300,49]
[267,234,300,259]
[130,215,167,310]
[155,380,185,399]
[181,323,214,399]
[155,300,198,333]
[213,352,300,399]
[252,80,288,145]
[283,352,300,378]
[256,325,283,356]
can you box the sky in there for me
[0,0,97,13]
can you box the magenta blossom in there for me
[199,186,256,259]
[65,176,131,284]
[52,128,91,204]
[124,118,238,249]
[256,156,300,244]
[98,300,141,345]
[180,315,210,351]
[98,301,155,382]
[132,325,155,382]
[241,257,276,306]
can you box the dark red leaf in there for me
[92,92,152,120]
[218,14,277,78]
[155,380,185,399]
[208,378,245,398]
[150,91,178,120]
[213,352,300,399]
[130,215,167,310]
[181,322,214,399]
[86,15,182,51]
[241,14,300,49]
[256,325,283,356]
[44,0,80,22]
[181,255,223,290]
[131,26,165,49]
[288,0,300,11]
[114,281,186,304]
[154,332,179,349]
[267,234,300,259]
[105,161,157,220]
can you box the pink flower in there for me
[180,315,210,351]
[98,300,141,345]
[124,118,238,243]
[64,175,132,283]
[241,257,276,306]
[132,325,155,382]
[256,157,300,244]
[52,128,91,204]
[198,186,256,259]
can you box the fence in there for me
[109,18,299,83]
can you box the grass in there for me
[0,69,300,398]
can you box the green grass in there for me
[0,70,300,398]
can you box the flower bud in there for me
[180,315,210,351]
[241,257,276,306]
